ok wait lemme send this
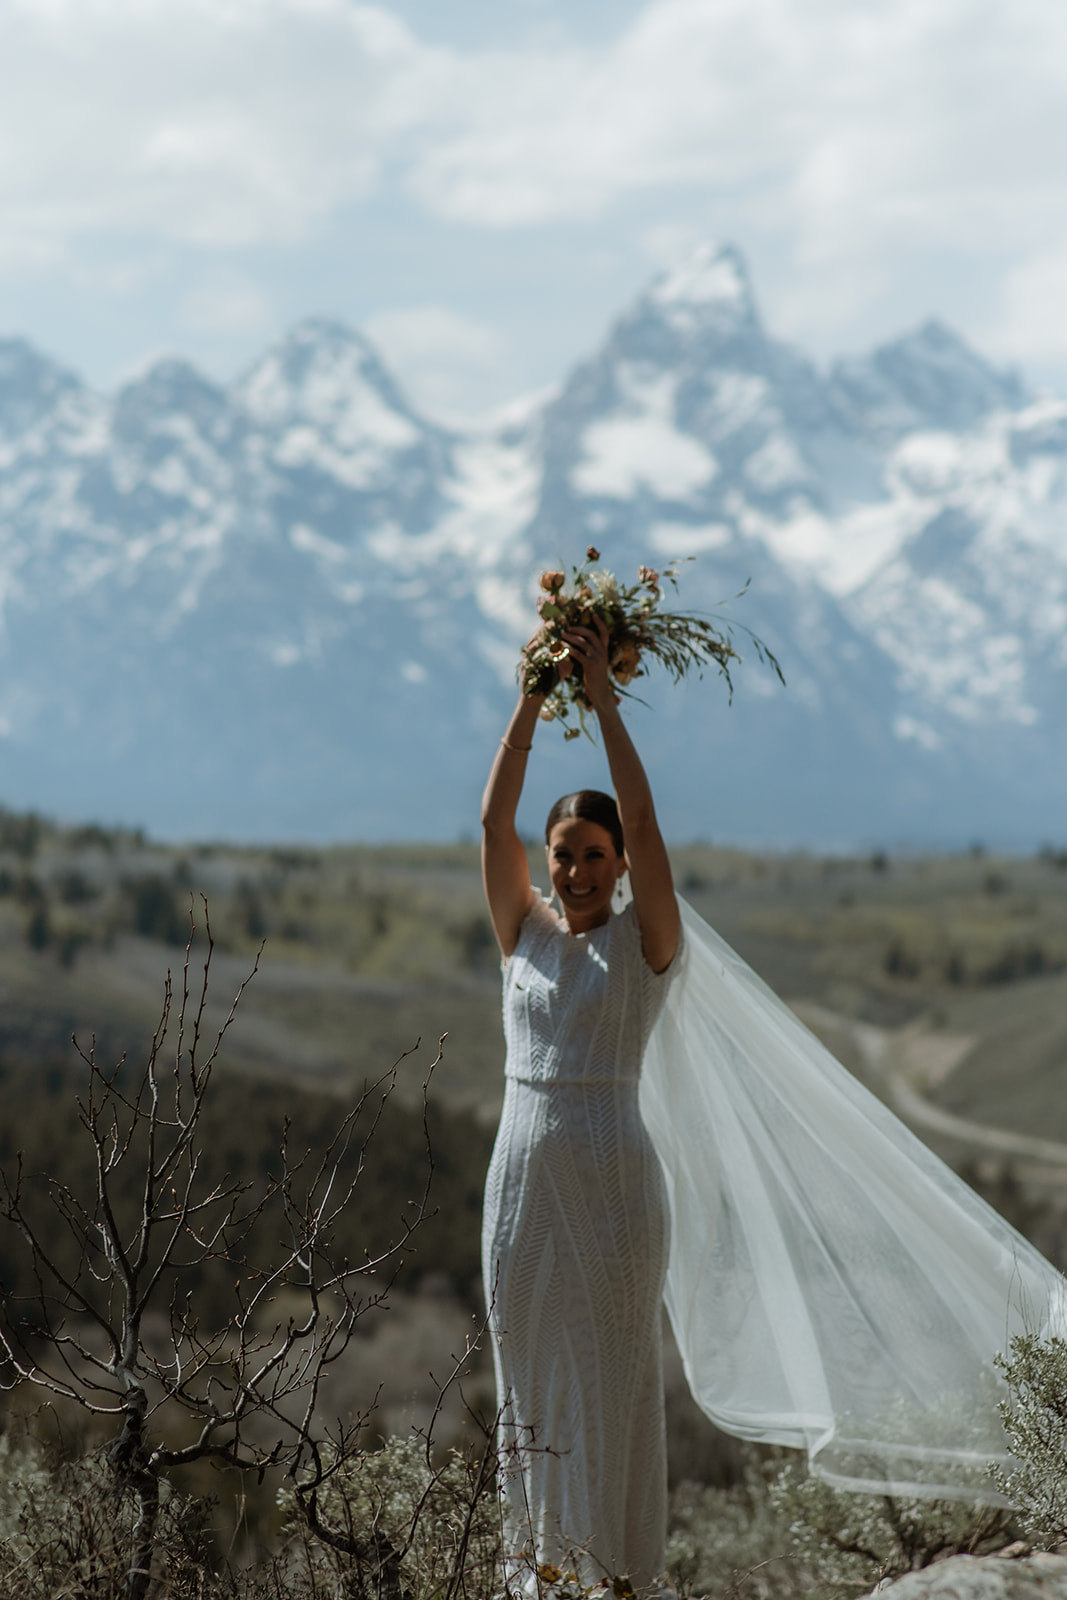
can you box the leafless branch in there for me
[0,902,443,1600]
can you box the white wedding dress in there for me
[482,893,674,1590]
[484,892,1067,1588]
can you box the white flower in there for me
[589,568,620,602]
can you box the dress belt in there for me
[505,1074,641,1087]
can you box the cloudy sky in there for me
[3,0,1066,419]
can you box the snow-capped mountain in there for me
[0,245,1064,847]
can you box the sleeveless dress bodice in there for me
[502,894,668,1088]
[482,894,673,1591]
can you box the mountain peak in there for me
[882,318,1025,400]
[114,358,229,438]
[584,242,766,387]
[649,242,752,309]
[277,316,378,359]
[0,337,87,439]
[642,242,761,340]
[831,318,1027,442]
[233,317,428,447]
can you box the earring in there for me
[614,877,626,905]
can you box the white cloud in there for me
[181,277,274,334]
[365,304,510,420]
[7,0,1066,253]
[401,0,1067,362]
[0,0,451,252]
[4,0,1067,385]
[640,221,713,272]
[987,242,1067,373]
[405,0,1067,241]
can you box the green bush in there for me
[768,1460,1014,1591]
[666,1458,812,1600]
[667,1451,1012,1600]
[0,1435,213,1599]
[123,872,189,944]
[884,938,920,979]
[0,809,42,860]
[979,943,1064,985]
[24,903,50,951]
[993,1333,1067,1546]
[278,1436,502,1598]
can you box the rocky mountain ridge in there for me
[0,244,1063,846]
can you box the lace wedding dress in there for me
[482,893,674,1590]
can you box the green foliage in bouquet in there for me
[519,547,784,739]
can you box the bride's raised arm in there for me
[564,617,680,973]
[481,691,544,958]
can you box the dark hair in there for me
[544,791,625,858]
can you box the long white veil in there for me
[639,898,1067,1500]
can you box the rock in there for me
[871,1555,1067,1600]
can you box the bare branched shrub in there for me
[0,901,440,1599]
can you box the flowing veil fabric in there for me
[639,898,1067,1500]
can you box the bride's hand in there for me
[562,617,615,710]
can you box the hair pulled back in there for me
[544,790,625,858]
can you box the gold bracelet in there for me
[500,738,532,753]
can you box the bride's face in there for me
[545,817,626,932]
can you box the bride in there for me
[480,615,1065,1593]
[481,614,680,1590]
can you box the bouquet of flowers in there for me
[519,547,783,738]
